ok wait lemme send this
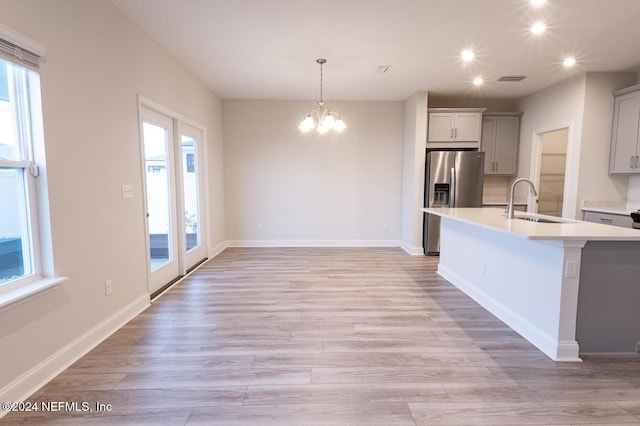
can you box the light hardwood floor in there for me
[4,247,640,425]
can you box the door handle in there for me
[450,167,456,208]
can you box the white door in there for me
[140,107,180,295]
[179,123,208,271]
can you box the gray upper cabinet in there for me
[427,109,484,143]
[610,85,640,175]
[481,113,521,175]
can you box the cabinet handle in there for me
[495,162,498,172]
[454,128,458,138]
[636,155,639,168]
[631,156,636,168]
[599,217,613,223]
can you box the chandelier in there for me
[299,58,346,134]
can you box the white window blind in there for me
[0,23,44,70]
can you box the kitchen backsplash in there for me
[483,175,519,203]
[628,175,640,204]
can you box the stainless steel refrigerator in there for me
[423,150,485,255]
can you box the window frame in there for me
[0,24,65,309]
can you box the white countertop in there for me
[581,200,640,216]
[423,207,640,241]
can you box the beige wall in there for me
[401,91,427,254]
[515,74,587,217]
[222,100,404,244]
[576,72,636,211]
[0,0,224,397]
[515,72,637,218]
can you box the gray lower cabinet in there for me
[582,211,632,228]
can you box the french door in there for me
[140,105,207,296]
[179,123,207,269]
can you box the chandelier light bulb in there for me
[334,119,346,132]
[299,115,315,132]
[563,57,576,67]
[323,114,336,129]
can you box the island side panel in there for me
[577,240,640,353]
[436,216,582,361]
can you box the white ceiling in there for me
[111,0,640,101]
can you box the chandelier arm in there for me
[320,60,323,103]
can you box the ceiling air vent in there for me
[497,75,526,82]
[376,65,392,74]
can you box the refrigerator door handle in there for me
[450,167,456,208]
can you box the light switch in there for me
[121,184,134,199]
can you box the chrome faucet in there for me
[507,178,538,219]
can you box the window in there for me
[0,27,48,294]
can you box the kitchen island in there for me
[422,207,640,362]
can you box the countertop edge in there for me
[423,207,640,241]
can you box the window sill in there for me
[0,276,68,311]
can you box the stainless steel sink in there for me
[515,216,566,224]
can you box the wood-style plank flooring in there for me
[4,247,640,425]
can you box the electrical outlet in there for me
[257,223,263,231]
[565,261,578,278]
[105,280,113,296]
[121,184,134,199]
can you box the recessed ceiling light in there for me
[461,49,475,63]
[563,57,576,67]
[530,0,546,7]
[473,77,484,86]
[531,21,546,34]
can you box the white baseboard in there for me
[0,294,150,412]
[437,264,580,362]
[208,240,228,258]
[226,239,402,248]
[400,242,424,255]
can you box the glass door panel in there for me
[181,135,199,251]
[143,122,173,271]
[140,107,180,295]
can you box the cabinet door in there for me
[493,116,520,175]
[480,116,497,174]
[453,112,482,142]
[610,92,640,174]
[428,113,455,141]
